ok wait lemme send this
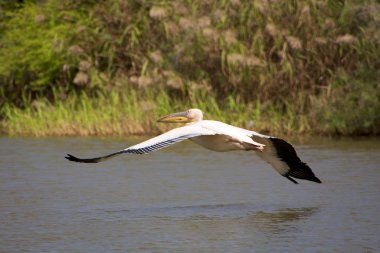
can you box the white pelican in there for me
[66,108,321,184]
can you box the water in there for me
[0,136,379,252]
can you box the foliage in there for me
[315,67,380,135]
[0,0,379,136]
[0,0,93,108]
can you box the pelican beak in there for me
[157,111,191,123]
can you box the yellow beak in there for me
[157,111,191,123]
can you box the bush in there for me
[0,0,379,135]
[0,0,93,108]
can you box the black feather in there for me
[269,137,322,184]
[65,151,124,163]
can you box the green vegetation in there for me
[0,0,379,136]
[0,89,301,136]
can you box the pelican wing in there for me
[251,132,321,184]
[65,124,215,163]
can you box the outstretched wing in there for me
[251,131,321,184]
[65,124,215,163]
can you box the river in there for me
[0,136,379,252]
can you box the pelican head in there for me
[157,108,203,123]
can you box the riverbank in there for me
[0,1,379,136]
[1,88,379,137]
[0,90,287,137]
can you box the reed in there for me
[4,86,364,137]
[0,0,379,136]
[0,88,299,136]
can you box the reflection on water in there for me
[248,207,318,233]
[72,204,319,252]
[97,202,318,222]
[0,137,380,252]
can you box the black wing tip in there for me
[65,154,75,160]
[269,137,322,184]
[286,174,322,184]
[65,154,82,162]
[287,164,322,184]
[65,153,99,163]
[285,176,299,184]
[286,167,322,184]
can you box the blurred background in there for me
[0,0,379,136]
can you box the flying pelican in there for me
[65,108,321,184]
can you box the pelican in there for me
[65,108,321,184]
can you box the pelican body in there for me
[66,109,321,184]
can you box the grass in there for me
[0,0,379,137]
[1,88,318,137]
[2,84,379,137]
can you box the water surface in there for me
[0,137,379,252]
